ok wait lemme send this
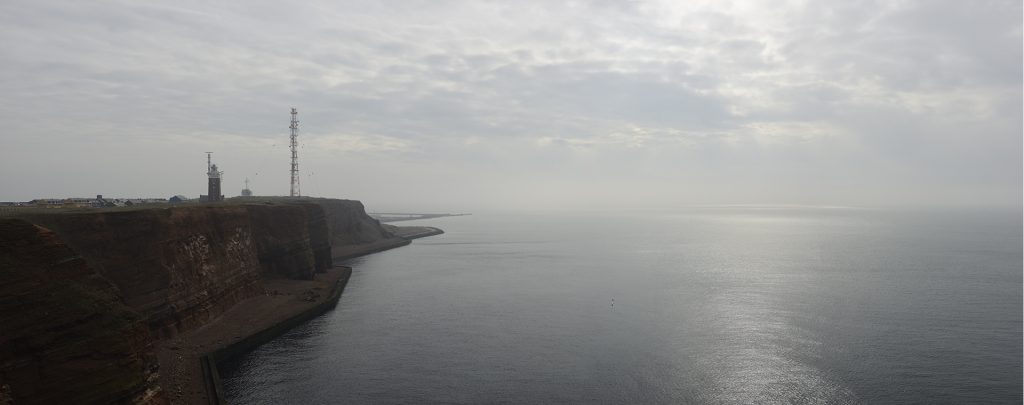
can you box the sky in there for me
[0,0,1020,212]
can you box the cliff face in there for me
[26,207,264,339]
[315,199,396,253]
[297,202,333,273]
[0,198,400,404]
[244,202,332,280]
[245,204,313,280]
[0,219,162,404]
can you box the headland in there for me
[0,197,442,404]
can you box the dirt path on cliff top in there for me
[157,267,347,405]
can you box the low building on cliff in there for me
[28,198,65,208]
[123,198,168,206]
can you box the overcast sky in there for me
[0,0,1020,211]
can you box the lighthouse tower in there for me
[206,152,223,202]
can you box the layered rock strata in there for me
[0,219,161,404]
[0,198,402,404]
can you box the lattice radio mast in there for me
[289,107,301,197]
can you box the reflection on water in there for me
[220,208,1022,404]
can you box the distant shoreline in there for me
[370,212,470,223]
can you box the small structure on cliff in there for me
[241,178,253,197]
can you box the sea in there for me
[220,207,1022,404]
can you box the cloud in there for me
[0,0,1019,208]
[306,133,414,154]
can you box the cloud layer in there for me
[1,0,1020,210]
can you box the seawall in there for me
[198,266,352,405]
[0,198,419,404]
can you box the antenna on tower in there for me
[289,108,301,197]
[205,152,213,173]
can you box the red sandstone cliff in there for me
[245,203,320,280]
[315,198,407,260]
[0,219,163,404]
[0,198,399,404]
[24,206,264,339]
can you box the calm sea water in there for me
[220,208,1022,404]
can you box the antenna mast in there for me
[289,108,301,197]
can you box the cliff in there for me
[314,198,410,260]
[0,198,402,404]
[316,199,397,250]
[23,206,264,339]
[245,203,321,280]
[0,219,160,404]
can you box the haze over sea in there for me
[221,207,1022,404]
